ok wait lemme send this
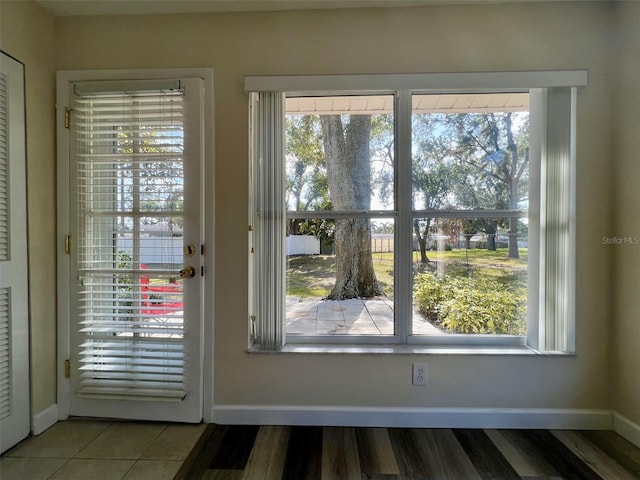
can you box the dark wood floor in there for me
[175,424,640,480]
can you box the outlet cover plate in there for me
[412,363,428,386]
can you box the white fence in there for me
[117,235,183,266]
[286,235,320,255]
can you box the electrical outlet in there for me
[412,363,428,386]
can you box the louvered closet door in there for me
[0,53,30,453]
[67,78,204,422]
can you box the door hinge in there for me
[201,244,205,255]
[201,265,204,277]
[64,234,71,254]
[64,359,71,379]
[64,107,72,129]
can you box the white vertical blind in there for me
[72,83,188,399]
[539,87,576,353]
[250,92,286,350]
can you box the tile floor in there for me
[0,419,206,480]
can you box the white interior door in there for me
[64,77,204,422]
[0,52,31,453]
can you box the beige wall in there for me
[5,0,637,422]
[612,1,640,426]
[0,0,57,416]
[54,2,618,412]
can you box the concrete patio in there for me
[286,297,444,336]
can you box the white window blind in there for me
[72,82,187,399]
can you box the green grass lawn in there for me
[287,255,337,297]
[287,248,528,298]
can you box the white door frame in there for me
[56,68,215,422]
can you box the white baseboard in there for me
[211,405,613,430]
[31,404,58,436]
[33,402,635,443]
[613,412,640,448]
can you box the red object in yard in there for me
[140,264,183,315]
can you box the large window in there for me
[248,72,585,352]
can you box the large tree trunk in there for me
[331,218,380,298]
[321,114,382,299]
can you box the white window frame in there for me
[247,71,586,353]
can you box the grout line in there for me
[119,459,138,480]
[70,419,114,459]
[46,458,72,480]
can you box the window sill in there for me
[248,344,575,356]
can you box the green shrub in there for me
[413,272,526,335]
[413,272,448,319]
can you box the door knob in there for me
[179,265,196,279]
